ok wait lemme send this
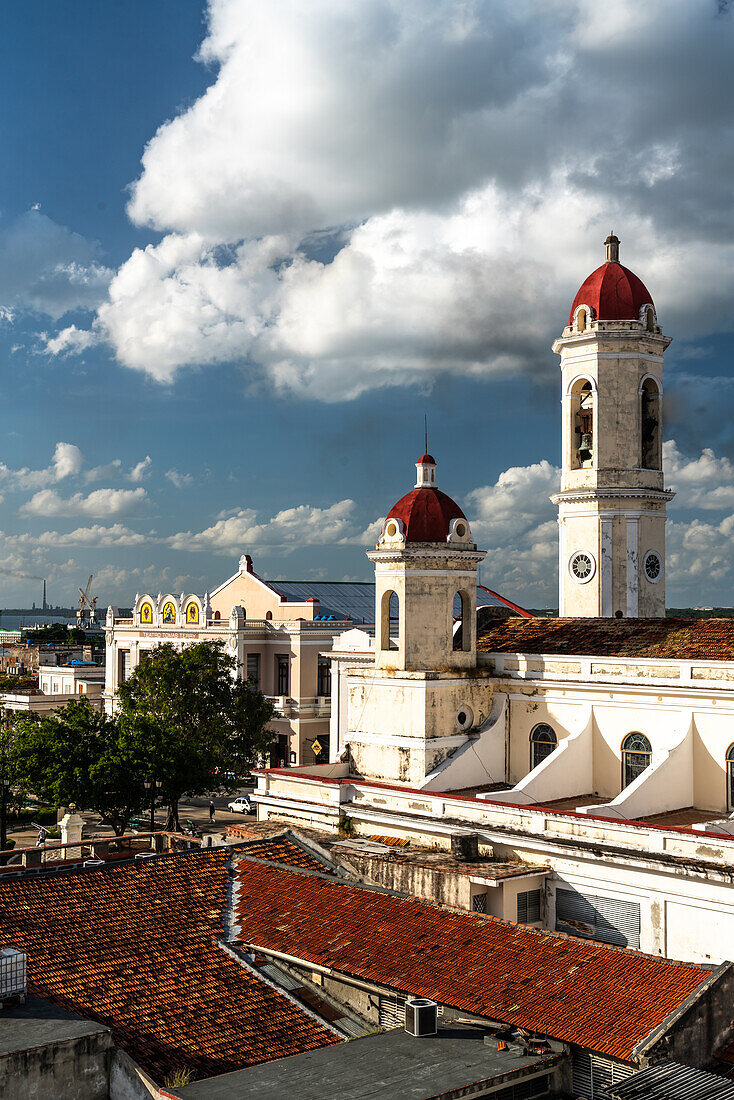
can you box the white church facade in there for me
[255,237,734,966]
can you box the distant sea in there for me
[0,614,76,631]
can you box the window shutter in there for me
[517,889,541,923]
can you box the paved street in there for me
[6,786,257,849]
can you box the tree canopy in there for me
[12,699,148,836]
[116,642,274,829]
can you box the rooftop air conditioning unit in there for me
[404,998,438,1038]
[0,947,27,1003]
[83,859,105,868]
[134,851,156,860]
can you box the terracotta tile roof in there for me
[0,850,337,1082]
[235,833,330,872]
[233,859,710,1062]
[477,617,734,661]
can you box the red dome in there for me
[386,487,466,543]
[569,261,654,326]
[417,453,436,464]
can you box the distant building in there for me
[104,556,376,765]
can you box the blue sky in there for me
[1,0,734,610]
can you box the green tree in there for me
[117,643,274,831]
[12,698,148,836]
[0,716,22,855]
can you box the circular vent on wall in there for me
[456,706,474,732]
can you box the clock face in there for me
[644,551,662,582]
[570,551,594,582]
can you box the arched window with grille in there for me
[530,723,557,770]
[622,733,652,789]
[726,745,734,812]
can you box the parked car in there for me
[227,795,254,815]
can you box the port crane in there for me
[76,574,98,628]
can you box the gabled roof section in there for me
[0,849,337,1082]
[477,617,734,660]
[232,859,712,1061]
[235,831,336,873]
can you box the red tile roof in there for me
[0,850,337,1082]
[386,486,466,542]
[477,617,734,661]
[233,859,710,1062]
[569,260,653,325]
[235,833,330,872]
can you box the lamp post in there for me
[144,778,158,833]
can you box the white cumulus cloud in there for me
[169,498,359,553]
[20,487,147,519]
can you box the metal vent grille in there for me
[572,1049,634,1099]
[556,888,640,949]
[378,994,405,1029]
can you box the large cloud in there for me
[46,0,734,398]
[0,210,111,319]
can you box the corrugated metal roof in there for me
[610,1061,734,1099]
[268,581,530,624]
[269,581,375,623]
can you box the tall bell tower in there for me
[551,235,674,618]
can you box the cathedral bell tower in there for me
[551,235,674,618]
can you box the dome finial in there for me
[605,232,620,263]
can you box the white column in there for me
[626,516,639,618]
[558,515,565,615]
[600,517,613,617]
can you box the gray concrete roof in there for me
[177,1024,559,1099]
[0,995,109,1056]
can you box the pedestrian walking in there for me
[209,800,215,823]
[36,827,47,847]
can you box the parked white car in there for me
[227,795,254,814]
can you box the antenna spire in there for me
[424,414,428,455]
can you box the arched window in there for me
[576,308,587,333]
[380,590,399,651]
[453,590,471,652]
[641,378,661,470]
[265,611,273,621]
[726,745,734,811]
[645,306,655,332]
[214,610,221,621]
[530,724,557,770]
[570,378,594,469]
[622,733,652,789]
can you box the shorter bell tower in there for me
[552,236,674,618]
[341,455,492,786]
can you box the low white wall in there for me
[419,694,507,792]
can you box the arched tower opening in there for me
[379,590,399,651]
[570,378,595,469]
[641,377,661,470]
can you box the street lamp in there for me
[143,778,158,833]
